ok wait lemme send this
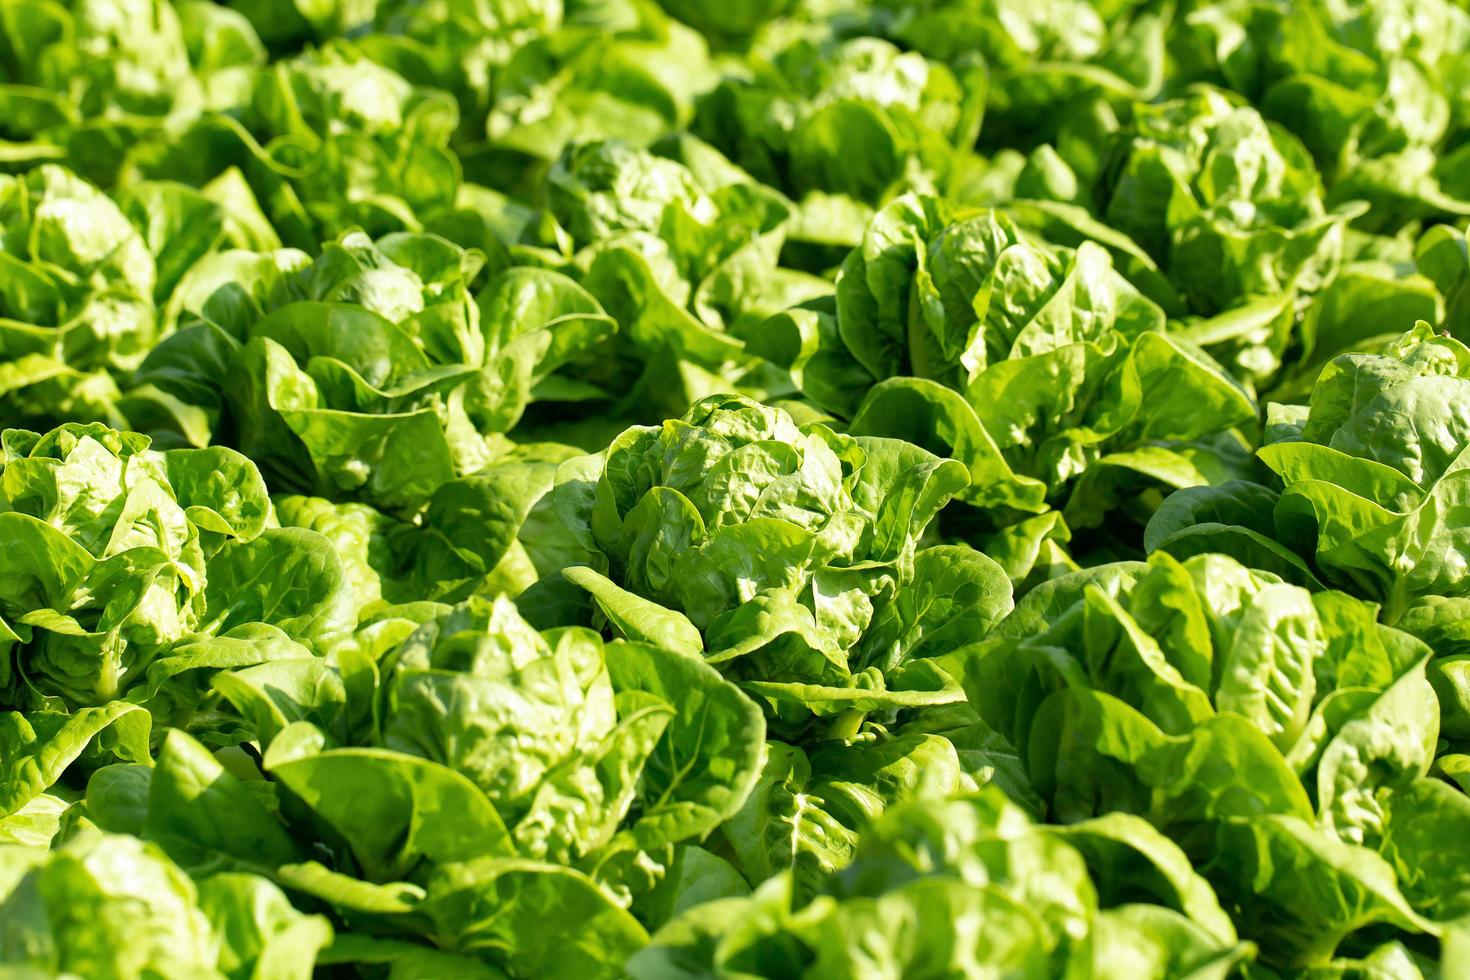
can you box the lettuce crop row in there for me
[3,0,1470,977]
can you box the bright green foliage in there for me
[3,0,1470,977]
[555,393,996,736]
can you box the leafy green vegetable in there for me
[0,422,349,712]
[0,828,331,978]
[130,229,617,511]
[1150,324,1470,622]
[634,787,1251,978]
[2,1,1470,975]
[555,393,985,735]
[693,35,984,235]
[754,194,1256,579]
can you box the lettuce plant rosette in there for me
[1262,323,1470,617]
[0,163,290,432]
[1096,88,1366,326]
[0,420,353,847]
[0,0,263,183]
[692,33,984,246]
[354,0,562,143]
[527,138,830,427]
[238,0,720,222]
[549,137,811,331]
[1,165,158,427]
[699,699,1051,907]
[636,786,1252,978]
[0,421,354,711]
[76,595,767,978]
[481,1,716,177]
[1147,323,1470,622]
[956,549,1470,970]
[0,829,332,977]
[125,228,616,513]
[871,0,1169,185]
[754,194,1256,579]
[549,393,1017,736]
[145,40,463,250]
[1083,85,1386,396]
[1176,0,1470,231]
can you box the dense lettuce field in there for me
[5,0,1470,975]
